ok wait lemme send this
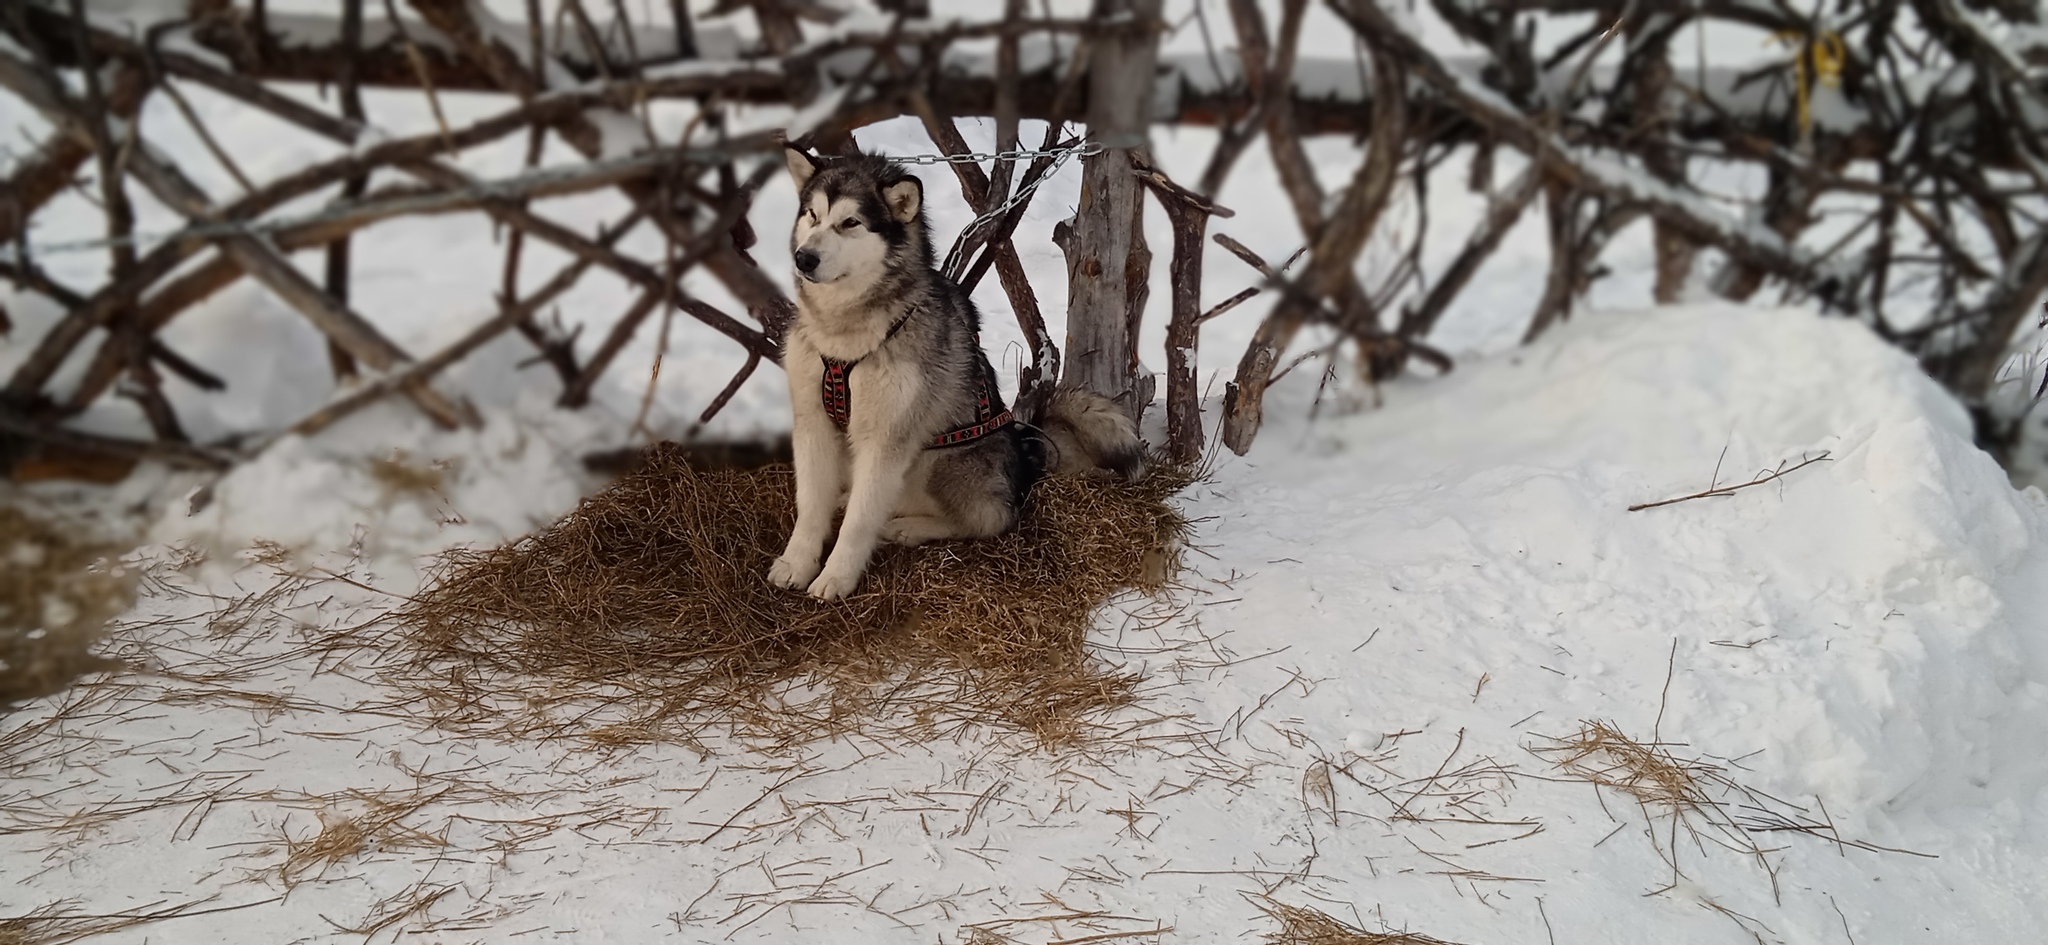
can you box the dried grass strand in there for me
[1252,897,1466,945]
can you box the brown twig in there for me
[1627,452,1832,512]
[558,163,781,408]
[696,351,763,426]
[320,0,369,380]
[1221,30,1405,454]
[1398,164,1542,340]
[117,145,470,428]
[1,404,233,470]
[384,0,457,150]
[630,233,684,442]
[58,0,137,280]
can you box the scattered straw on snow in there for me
[1527,716,1933,902]
[351,443,1195,747]
[0,896,280,945]
[275,788,446,888]
[1253,897,1466,945]
[1531,719,1725,815]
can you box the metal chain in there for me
[888,141,1103,167]
[939,139,1094,280]
[882,132,1144,167]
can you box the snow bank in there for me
[150,388,605,594]
[1216,301,2048,826]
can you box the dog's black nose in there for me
[793,249,819,274]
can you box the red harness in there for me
[821,330,1013,449]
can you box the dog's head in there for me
[784,148,929,296]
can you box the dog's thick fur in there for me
[768,149,1146,600]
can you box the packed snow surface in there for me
[8,302,2048,944]
[6,6,2048,941]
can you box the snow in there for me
[7,4,2048,943]
[10,297,2048,943]
[155,23,237,75]
[781,81,856,140]
[1949,0,2047,94]
[161,389,605,570]
[465,0,583,91]
[587,106,654,159]
[2014,20,2048,59]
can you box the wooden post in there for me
[1135,160,1232,465]
[1061,0,1161,423]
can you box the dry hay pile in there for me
[0,507,133,705]
[381,443,1193,746]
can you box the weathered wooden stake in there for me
[1136,159,1232,465]
[1061,0,1161,424]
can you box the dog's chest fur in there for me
[792,290,917,362]
[788,292,980,439]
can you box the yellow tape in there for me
[1769,30,1846,136]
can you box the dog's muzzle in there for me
[793,249,820,280]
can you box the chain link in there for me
[920,132,1153,279]
[939,139,1095,279]
[883,133,1146,167]
[888,142,1104,166]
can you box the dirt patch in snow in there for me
[0,506,134,706]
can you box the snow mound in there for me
[1179,302,2048,940]
[1226,303,2048,818]
[149,386,606,594]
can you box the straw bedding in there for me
[383,443,1193,745]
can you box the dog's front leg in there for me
[769,386,845,591]
[806,441,916,600]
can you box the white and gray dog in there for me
[767,147,1145,600]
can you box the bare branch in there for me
[1629,453,1833,512]
[289,211,641,437]
[1136,158,1232,463]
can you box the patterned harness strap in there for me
[819,328,1013,449]
[929,345,1012,448]
[820,357,855,429]
[819,314,909,431]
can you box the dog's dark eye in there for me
[838,218,863,230]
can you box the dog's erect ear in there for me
[883,177,922,223]
[784,147,817,190]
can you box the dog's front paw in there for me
[880,518,920,547]
[767,556,820,591]
[805,568,863,601]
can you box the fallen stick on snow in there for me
[1627,451,1832,512]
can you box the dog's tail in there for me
[1039,387,1147,481]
